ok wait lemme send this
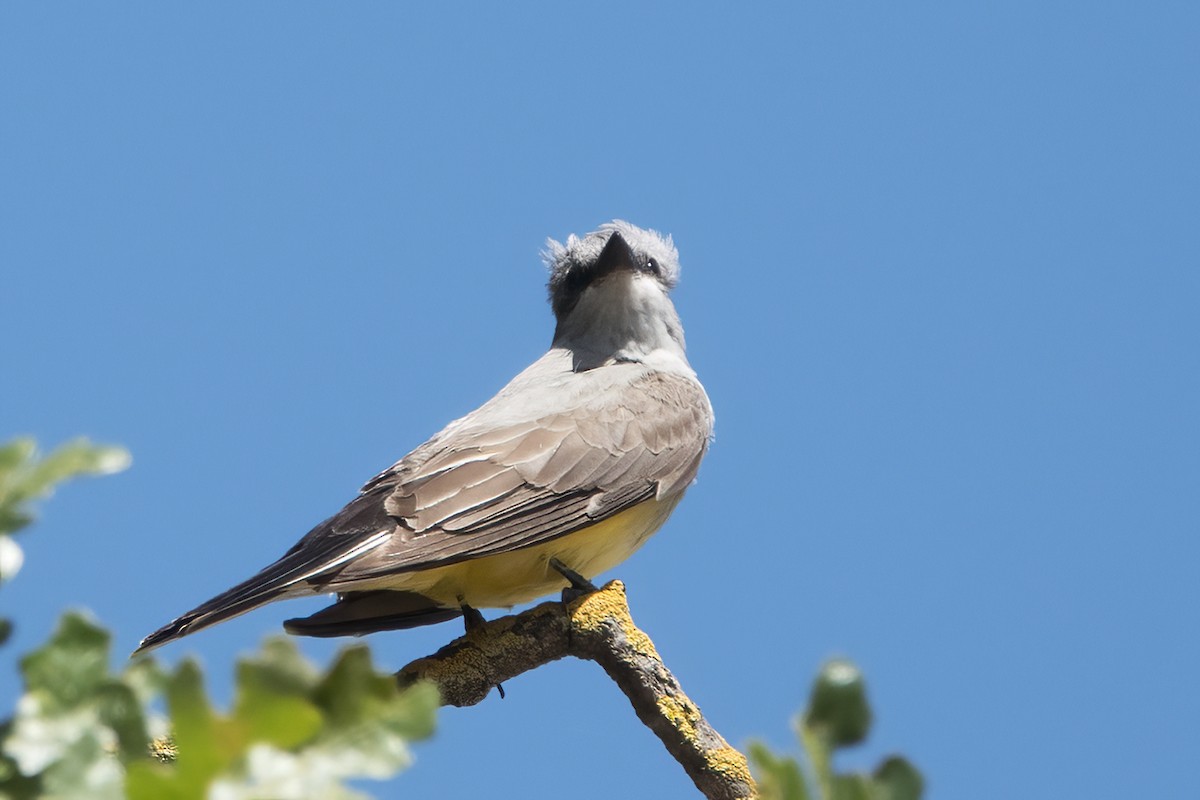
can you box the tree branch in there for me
[396,580,758,800]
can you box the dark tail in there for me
[283,590,462,637]
[134,550,324,654]
[135,487,406,654]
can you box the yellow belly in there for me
[380,496,680,609]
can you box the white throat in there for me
[552,271,690,373]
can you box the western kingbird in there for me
[137,221,713,653]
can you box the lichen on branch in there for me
[397,581,757,800]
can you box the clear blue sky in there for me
[3,3,1197,798]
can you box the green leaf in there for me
[15,438,131,503]
[830,774,873,800]
[380,680,439,744]
[748,740,811,800]
[797,715,832,800]
[235,636,321,697]
[163,659,228,791]
[738,659,923,800]
[0,437,130,538]
[0,763,43,799]
[92,682,149,761]
[315,645,439,741]
[19,611,111,709]
[236,692,323,751]
[0,720,44,800]
[873,756,924,800]
[125,761,195,800]
[128,639,436,800]
[0,438,36,475]
[2,693,116,797]
[35,727,124,800]
[229,638,323,749]
[306,646,437,777]
[804,659,872,747]
[312,646,395,728]
[122,657,169,708]
[0,509,33,538]
[0,617,12,647]
[2,610,157,800]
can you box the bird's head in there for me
[543,221,688,369]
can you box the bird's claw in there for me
[458,602,505,699]
[549,557,598,603]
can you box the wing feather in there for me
[324,369,711,583]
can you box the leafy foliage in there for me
[0,437,131,591]
[122,639,438,800]
[1,612,157,799]
[0,437,438,799]
[1,614,437,800]
[750,659,924,800]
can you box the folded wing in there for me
[330,368,712,582]
[136,366,711,651]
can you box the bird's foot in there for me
[549,557,598,604]
[460,602,487,632]
[459,602,505,699]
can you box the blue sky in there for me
[3,3,1197,798]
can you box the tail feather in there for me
[135,559,309,654]
[134,544,344,654]
[283,590,462,637]
[135,585,288,654]
[134,476,406,654]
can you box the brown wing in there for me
[134,367,711,652]
[326,370,711,583]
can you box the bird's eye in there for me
[645,258,660,275]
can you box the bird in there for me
[136,221,713,653]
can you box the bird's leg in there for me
[460,602,487,632]
[549,557,598,603]
[459,601,504,699]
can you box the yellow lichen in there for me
[568,581,663,661]
[622,620,661,660]
[568,581,626,629]
[657,694,701,741]
[706,744,756,785]
[416,645,487,687]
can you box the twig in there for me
[397,580,758,800]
